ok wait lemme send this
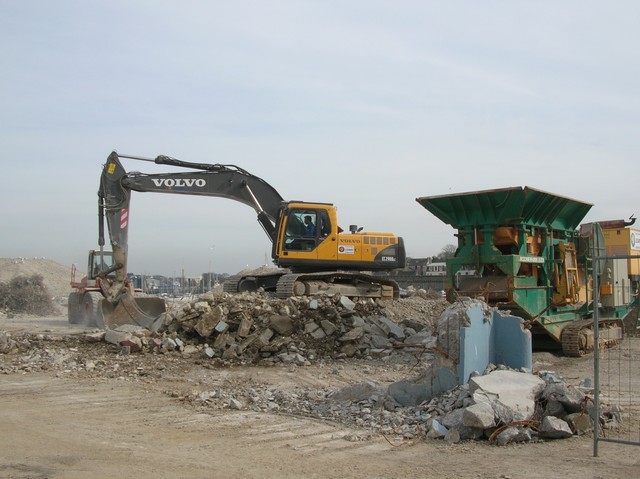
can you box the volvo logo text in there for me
[151,178,206,187]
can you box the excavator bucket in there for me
[100,291,166,329]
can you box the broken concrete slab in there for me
[469,370,545,421]
[462,402,496,429]
[371,316,405,340]
[194,306,224,337]
[320,320,337,336]
[441,408,484,440]
[403,330,436,347]
[104,329,133,347]
[427,419,448,439]
[339,296,356,311]
[541,382,585,414]
[368,334,392,349]
[494,426,532,446]
[540,416,573,439]
[565,412,594,435]
[339,327,364,342]
[388,300,534,409]
[268,315,295,336]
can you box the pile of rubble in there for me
[352,367,613,446]
[102,289,448,364]
[180,364,618,446]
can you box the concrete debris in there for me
[566,412,594,435]
[462,402,496,429]
[104,291,448,366]
[494,427,532,446]
[540,382,585,414]
[426,419,448,439]
[540,416,573,439]
[468,370,545,421]
[0,331,17,354]
[0,290,624,447]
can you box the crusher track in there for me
[561,318,624,356]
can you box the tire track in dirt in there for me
[0,375,388,479]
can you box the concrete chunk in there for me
[374,317,405,340]
[469,370,545,421]
[259,328,275,346]
[387,381,430,407]
[339,327,364,342]
[494,427,532,446]
[320,320,338,336]
[541,382,585,413]
[194,301,211,313]
[369,334,392,349]
[339,296,356,311]
[104,329,132,346]
[269,315,295,336]
[540,416,573,439]
[304,321,321,334]
[462,402,496,429]
[427,419,448,439]
[237,314,253,338]
[565,412,594,435]
[194,306,224,337]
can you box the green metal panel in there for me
[416,186,592,233]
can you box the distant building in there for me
[424,262,446,276]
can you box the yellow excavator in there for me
[73,151,406,329]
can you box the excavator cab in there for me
[274,201,405,274]
[274,203,339,268]
[88,250,115,280]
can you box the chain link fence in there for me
[593,253,640,456]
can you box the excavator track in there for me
[275,272,399,300]
[223,277,241,293]
[561,318,624,357]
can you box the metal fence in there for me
[593,253,640,456]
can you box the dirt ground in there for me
[1,314,639,479]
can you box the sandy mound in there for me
[0,258,79,300]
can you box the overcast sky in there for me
[1,1,638,277]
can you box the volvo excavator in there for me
[79,151,406,329]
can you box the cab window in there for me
[91,252,114,278]
[284,210,317,251]
[318,209,331,237]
